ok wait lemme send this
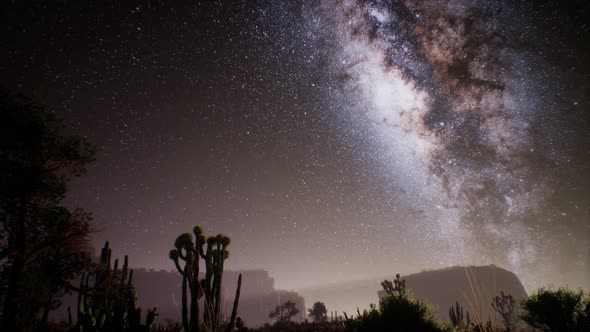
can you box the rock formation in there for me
[377,265,527,323]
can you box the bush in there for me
[343,295,447,332]
[520,287,590,332]
[344,274,448,332]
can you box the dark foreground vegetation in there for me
[1,91,589,332]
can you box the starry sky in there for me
[1,0,589,292]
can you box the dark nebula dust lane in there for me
[298,0,590,289]
[1,0,588,291]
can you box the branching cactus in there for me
[491,291,515,332]
[381,273,406,297]
[169,226,241,332]
[76,241,145,331]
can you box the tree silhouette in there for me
[269,301,299,322]
[308,301,328,323]
[0,89,96,330]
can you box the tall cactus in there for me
[226,273,242,332]
[170,226,241,332]
[449,301,471,331]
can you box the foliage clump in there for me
[520,287,590,332]
[269,300,300,322]
[308,301,328,323]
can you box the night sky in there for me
[1,0,589,292]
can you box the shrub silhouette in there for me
[308,301,328,323]
[269,301,300,322]
[343,274,448,332]
[520,287,590,332]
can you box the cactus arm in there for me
[191,243,202,331]
[77,272,86,322]
[226,273,242,332]
[214,248,226,328]
[181,273,189,331]
[128,269,134,287]
[107,248,112,272]
[202,240,214,327]
[170,250,185,275]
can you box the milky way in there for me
[1,0,588,302]
[299,0,588,286]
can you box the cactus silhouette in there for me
[169,226,241,332]
[226,273,242,332]
[449,301,471,331]
[491,291,515,331]
[381,273,406,297]
[75,241,154,331]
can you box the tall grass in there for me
[462,266,497,332]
